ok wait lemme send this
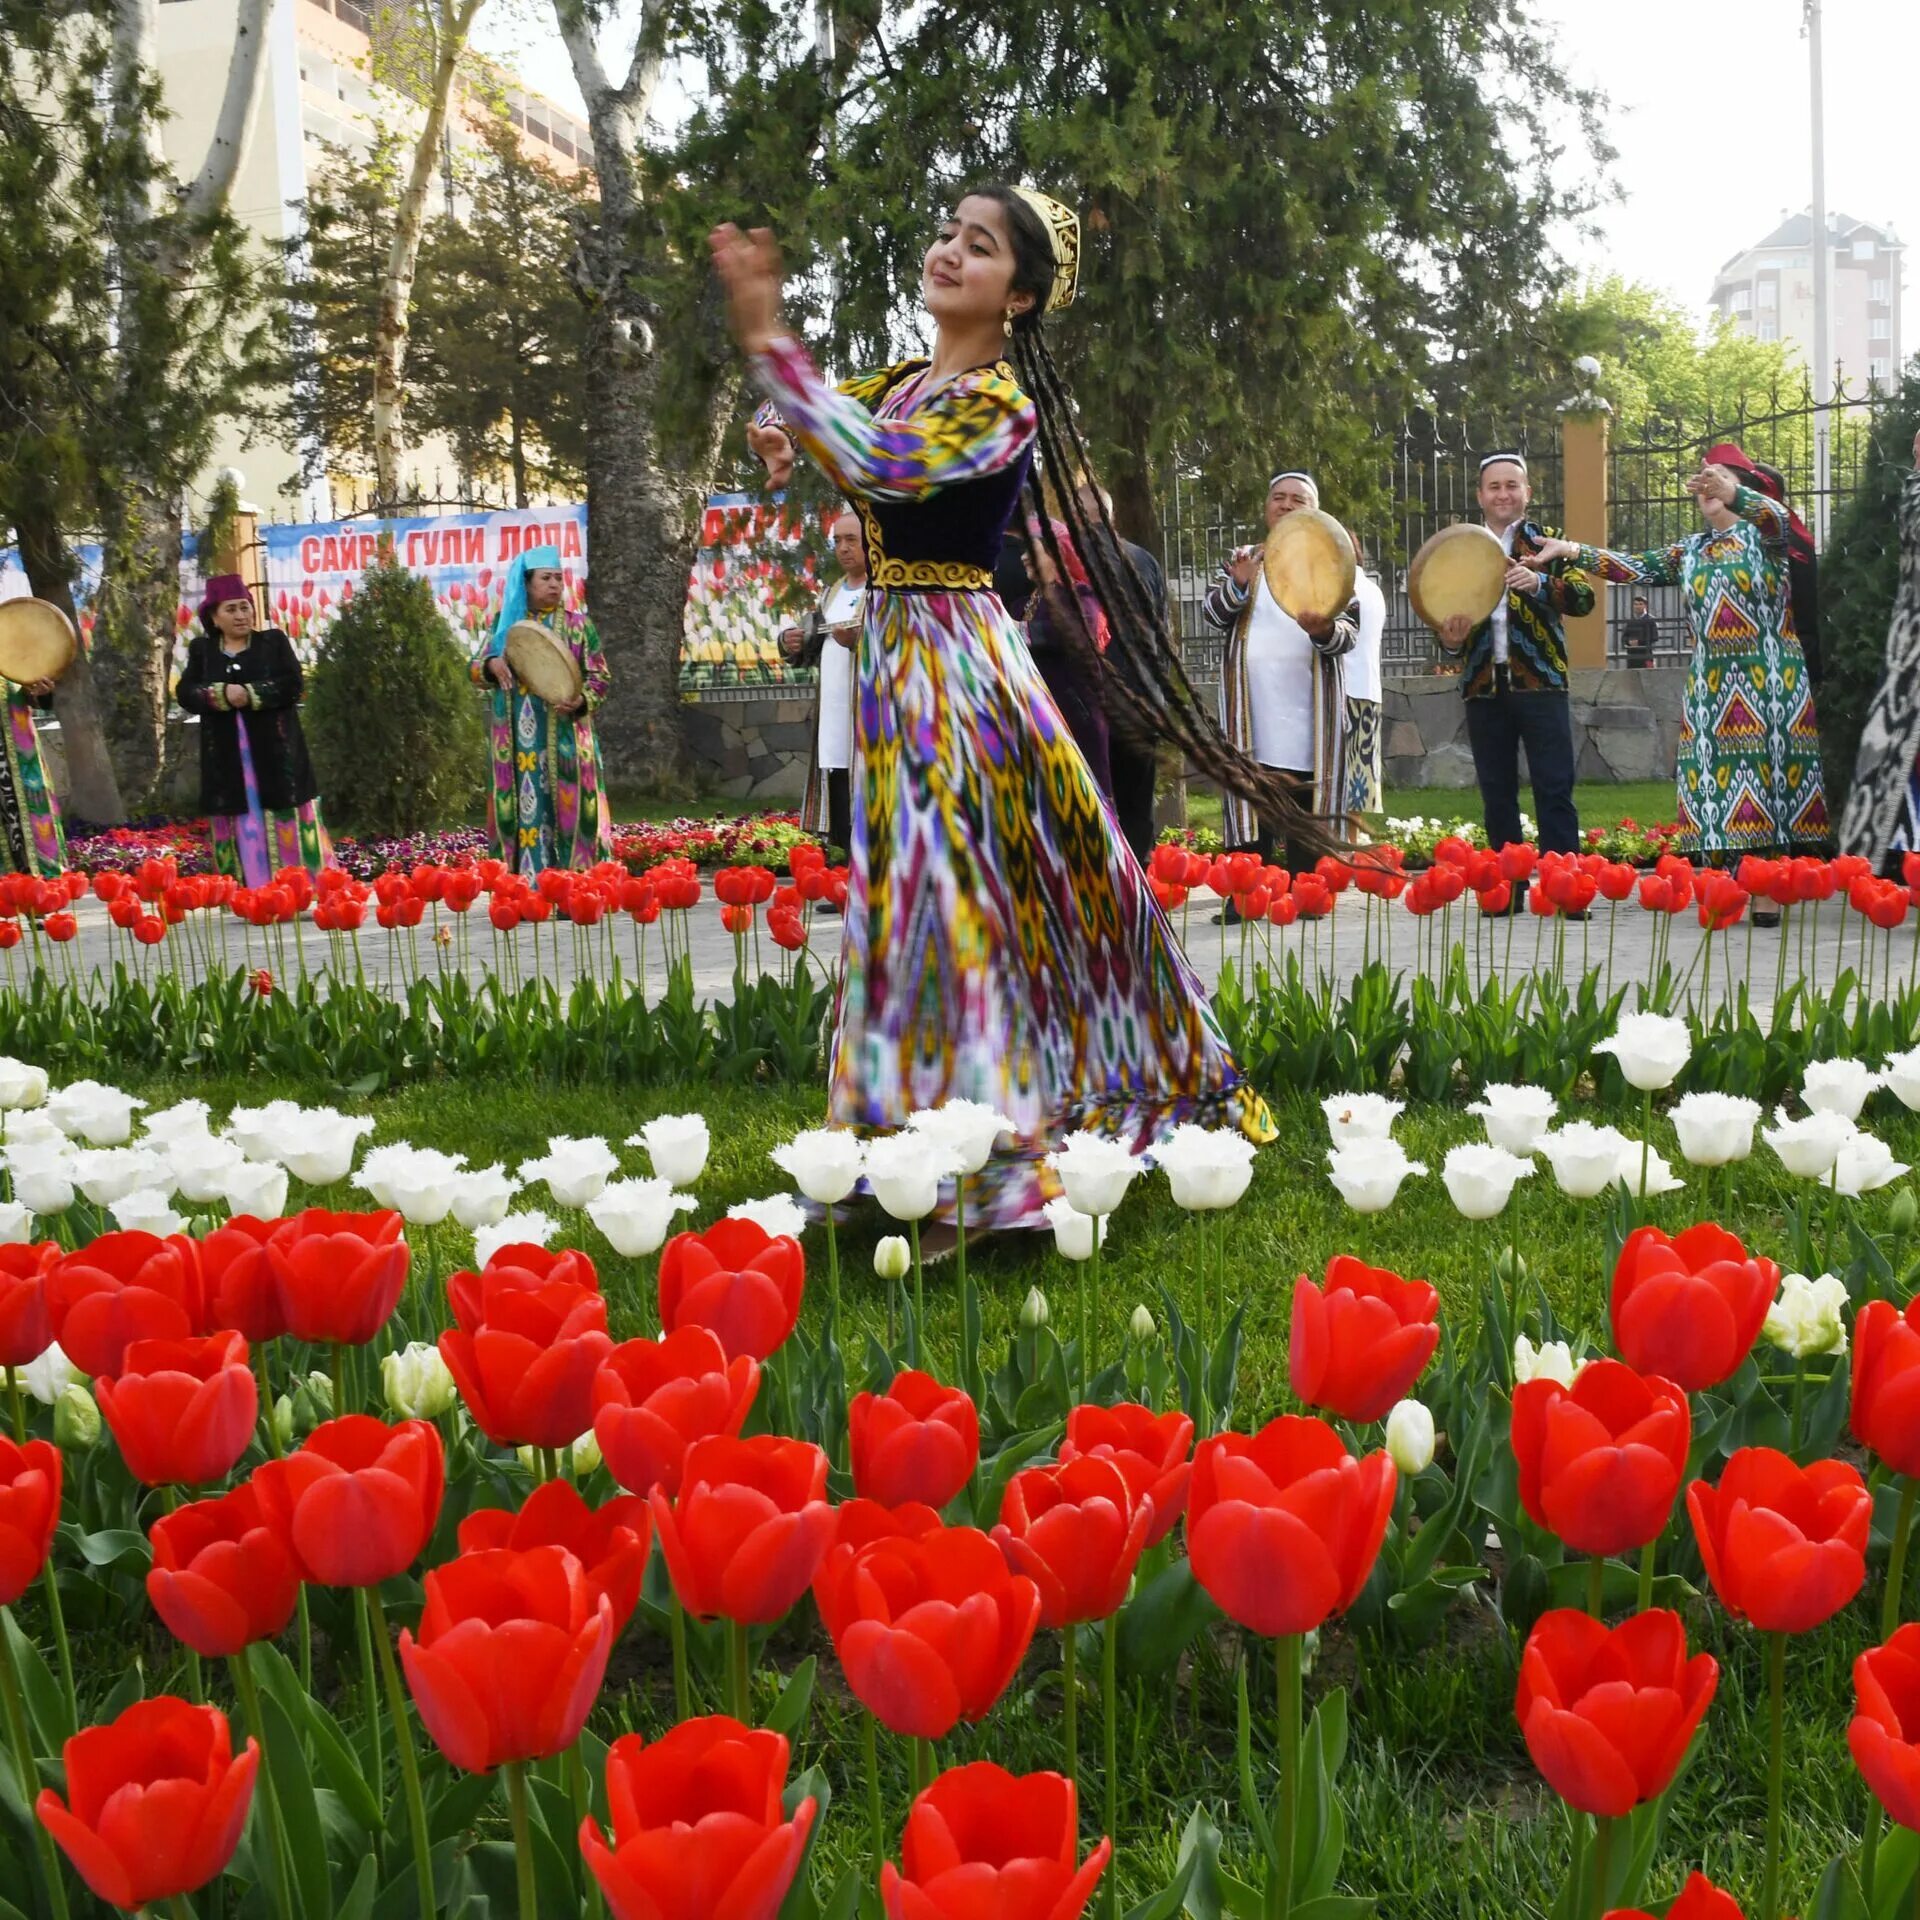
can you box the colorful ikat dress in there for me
[1574,485,1827,856]
[752,334,1272,1228]
[0,686,66,878]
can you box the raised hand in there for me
[1525,536,1578,566]
[1436,613,1472,650]
[708,223,785,356]
[1684,463,1739,508]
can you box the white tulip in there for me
[2,1111,63,1149]
[1803,1058,1882,1123]
[1044,1130,1146,1218]
[71,1147,171,1207]
[451,1165,520,1231]
[167,1136,250,1207]
[1020,1285,1051,1328]
[474,1210,560,1269]
[1325,1139,1428,1214]
[865,1132,957,1223]
[906,1101,1016,1177]
[1538,1122,1632,1200]
[225,1100,309,1162]
[1466,1084,1558,1155]
[725,1194,811,1242]
[382,1340,458,1419]
[770,1129,865,1206]
[1668,1092,1762,1169]
[45,1080,146,1147]
[0,1202,30,1244]
[1513,1334,1581,1389]
[356,1144,466,1225]
[136,1098,215,1148]
[521,1135,620,1209]
[20,1341,80,1404]
[1385,1398,1436,1475]
[518,1431,602,1477]
[1762,1272,1849,1359]
[7,1147,73,1217]
[1763,1106,1857,1180]
[1129,1304,1156,1343]
[589,1178,698,1257]
[873,1234,912,1281]
[0,1059,48,1110]
[1883,1046,1920,1114]
[631,1114,711,1187]
[1614,1142,1686,1200]
[1042,1196,1109,1262]
[1321,1092,1404,1145]
[1592,1012,1692,1091]
[108,1188,189,1238]
[1151,1124,1257,1212]
[1440,1142,1534,1220]
[275,1110,376,1187]
[1835,1134,1911,1198]
[220,1158,289,1221]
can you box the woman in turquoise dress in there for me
[1532,446,1827,858]
[710,189,1286,1229]
[471,545,615,874]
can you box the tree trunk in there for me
[90,482,181,809]
[12,500,127,825]
[370,0,485,505]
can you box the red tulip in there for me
[146,1481,300,1657]
[0,1435,60,1604]
[994,1455,1153,1627]
[96,1331,258,1489]
[251,1415,444,1587]
[439,1274,613,1450]
[580,1715,816,1920]
[399,1545,612,1772]
[1289,1256,1441,1423]
[832,1497,945,1552]
[46,1231,203,1378]
[1605,1871,1745,1920]
[651,1433,834,1624]
[1610,1222,1776,1392]
[267,1208,409,1347]
[200,1216,287,1344]
[447,1244,600,1325]
[1186,1415,1395,1636]
[0,1240,56,1367]
[1686,1446,1869,1633]
[815,1524,1040,1738]
[1510,1360,1690,1556]
[1851,1624,1920,1830]
[658,1218,804,1362]
[35,1696,259,1911]
[881,1761,1110,1920]
[591,1326,761,1498]
[850,1370,980,1510]
[1516,1609,1718,1816]
[1852,1297,1920,1476]
[457,1478,650,1636]
[1059,1402,1194,1547]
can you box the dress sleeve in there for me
[174,639,218,715]
[578,618,610,710]
[1201,569,1249,633]
[1729,482,1792,548]
[1571,542,1687,588]
[246,632,304,710]
[749,334,1035,503]
[1544,561,1595,619]
[1315,608,1358,661]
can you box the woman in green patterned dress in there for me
[1530,446,1827,862]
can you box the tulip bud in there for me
[1384,1398,1435,1476]
[1021,1286,1050,1329]
[873,1234,911,1282]
[1493,1247,1530,1287]
[271,1392,294,1449]
[1892,1188,1919,1236]
[293,1370,334,1433]
[53,1382,101,1451]
[382,1340,457,1420]
[1129,1304,1156,1343]
[1513,1334,1580,1389]
[518,1431,603,1477]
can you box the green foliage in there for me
[1813,368,1920,809]
[304,560,487,833]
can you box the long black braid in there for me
[975,183,1341,864]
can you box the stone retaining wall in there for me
[680,694,816,802]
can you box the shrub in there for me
[304,559,487,835]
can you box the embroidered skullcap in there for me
[1478,451,1528,475]
[1268,471,1319,502]
[1011,188,1081,313]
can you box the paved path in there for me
[25,886,1911,1013]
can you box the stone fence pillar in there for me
[1558,372,1611,671]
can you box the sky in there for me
[474,0,1917,363]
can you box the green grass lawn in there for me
[1177,779,1680,844]
[12,1064,1908,1917]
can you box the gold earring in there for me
[1003,307,1015,338]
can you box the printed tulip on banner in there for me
[1510,1359,1690,1557]
[438,1272,613,1450]
[95,1330,258,1489]
[45,1230,203,1378]
[658,1217,805,1362]
[850,1370,980,1510]
[994,1455,1153,1627]
[399,1545,614,1773]
[1059,1402,1195,1547]
[592,1325,761,1498]
[251,1414,445,1588]
[35,1696,259,1913]
[1611,1223,1777,1393]
[1516,1609,1717,1817]
[1289,1256,1440,1423]
[882,1762,1111,1920]
[145,1480,302,1658]
[457,1478,651,1636]
[580,1717,816,1920]
[815,1523,1041,1739]
[0,1434,60,1603]
[1687,1447,1868,1633]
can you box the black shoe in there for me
[1753,908,1781,928]
[1210,904,1246,927]
[1562,908,1592,922]
[814,899,842,919]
